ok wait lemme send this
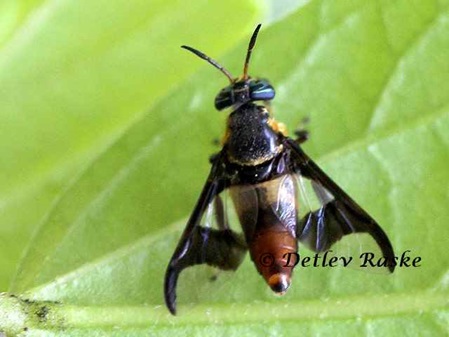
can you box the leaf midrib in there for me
[15,290,449,329]
[149,291,448,325]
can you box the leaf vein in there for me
[368,5,446,130]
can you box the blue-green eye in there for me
[249,79,275,101]
[214,79,275,111]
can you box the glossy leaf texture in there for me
[0,0,262,289]
[3,0,449,335]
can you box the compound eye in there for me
[214,86,234,110]
[249,79,275,101]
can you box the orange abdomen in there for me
[250,226,297,293]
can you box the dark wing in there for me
[285,138,395,272]
[164,153,247,315]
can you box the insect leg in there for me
[294,117,310,144]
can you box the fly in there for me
[164,24,395,315]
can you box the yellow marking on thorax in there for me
[268,118,288,136]
[230,145,283,166]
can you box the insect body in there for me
[164,24,395,315]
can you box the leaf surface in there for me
[3,0,449,335]
[0,0,261,289]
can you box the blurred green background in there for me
[0,0,448,335]
[0,0,295,293]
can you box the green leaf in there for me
[0,0,262,289]
[3,0,449,335]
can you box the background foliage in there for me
[0,0,448,335]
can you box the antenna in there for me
[181,45,234,83]
[242,24,262,80]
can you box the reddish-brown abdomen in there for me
[230,174,298,293]
[250,226,297,294]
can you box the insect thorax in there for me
[225,103,282,166]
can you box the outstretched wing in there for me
[164,153,247,315]
[285,138,395,272]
